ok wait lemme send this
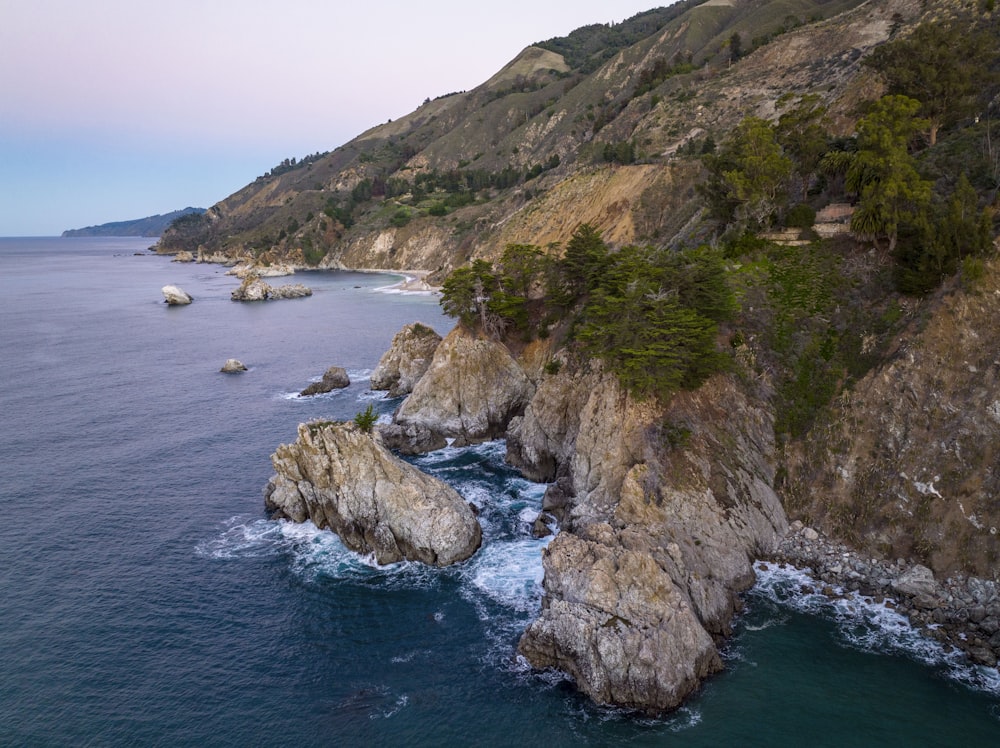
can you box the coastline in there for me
[763,522,1000,671]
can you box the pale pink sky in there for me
[1,1,666,235]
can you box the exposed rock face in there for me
[264,421,482,566]
[231,274,312,301]
[300,366,350,396]
[393,326,534,448]
[162,285,193,305]
[172,250,195,262]
[227,261,295,278]
[506,356,603,483]
[516,373,788,713]
[517,523,723,713]
[220,358,247,373]
[370,322,443,397]
[782,258,1000,576]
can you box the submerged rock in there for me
[162,285,193,305]
[264,420,481,566]
[220,358,247,373]
[300,366,350,396]
[370,322,442,397]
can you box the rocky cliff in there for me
[264,420,481,566]
[385,324,787,712]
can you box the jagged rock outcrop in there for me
[506,355,603,483]
[231,275,312,301]
[220,358,247,373]
[370,322,442,397]
[264,420,482,566]
[161,285,193,305]
[392,326,534,448]
[172,250,195,263]
[516,372,787,713]
[300,366,350,396]
[517,523,723,713]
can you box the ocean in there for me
[1,236,998,746]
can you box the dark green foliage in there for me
[775,94,830,200]
[300,236,325,266]
[427,202,448,216]
[602,140,636,165]
[702,117,793,230]
[847,95,931,252]
[389,208,412,228]
[866,22,999,145]
[557,223,612,301]
[893,174,994,295]
[440,259,498,329]
[354,404,378,433]
[784,203,816,229]
[632,54,698,98]
[576,244,735,400]
[534,3,701,72]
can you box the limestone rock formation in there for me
[264,420,482,566]
[220,358,247,373]
[516,373,788,713]
[370,322,442,397]
[393,326,534,448]
[518,524,723,713]
[161,285,193,305]
[231,274,312,301]
[172,250,195,262]
[300,366,350,396]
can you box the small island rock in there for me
[162,285,193,305]
[220,359,248,373]
[264,420,482,566]
[231,274,312,301]
[300,366,350,396]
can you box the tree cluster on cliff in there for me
[439,224,735,403]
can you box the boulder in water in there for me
[220,359,248,373]
[300,366,350,396]
[264,420,482,566]
[162,285,193,305]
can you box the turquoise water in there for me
[1,237,998,746]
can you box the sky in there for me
[0,0,666,236]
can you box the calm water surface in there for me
[1,237,997,746]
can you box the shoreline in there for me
[762,522,1000,670]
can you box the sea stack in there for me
[162,285,193,305]
[264,420,482,566]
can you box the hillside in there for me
[63,207,205,237]
[157,0,888,271]
[163,0,1000,579]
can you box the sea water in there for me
[1,237,998,746]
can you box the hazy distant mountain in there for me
[62,207,206,237]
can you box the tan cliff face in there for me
[783,258,1000,578]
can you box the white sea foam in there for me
[751,561,1000,697]
[462,536,550,615]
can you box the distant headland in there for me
[62,207,205,237]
